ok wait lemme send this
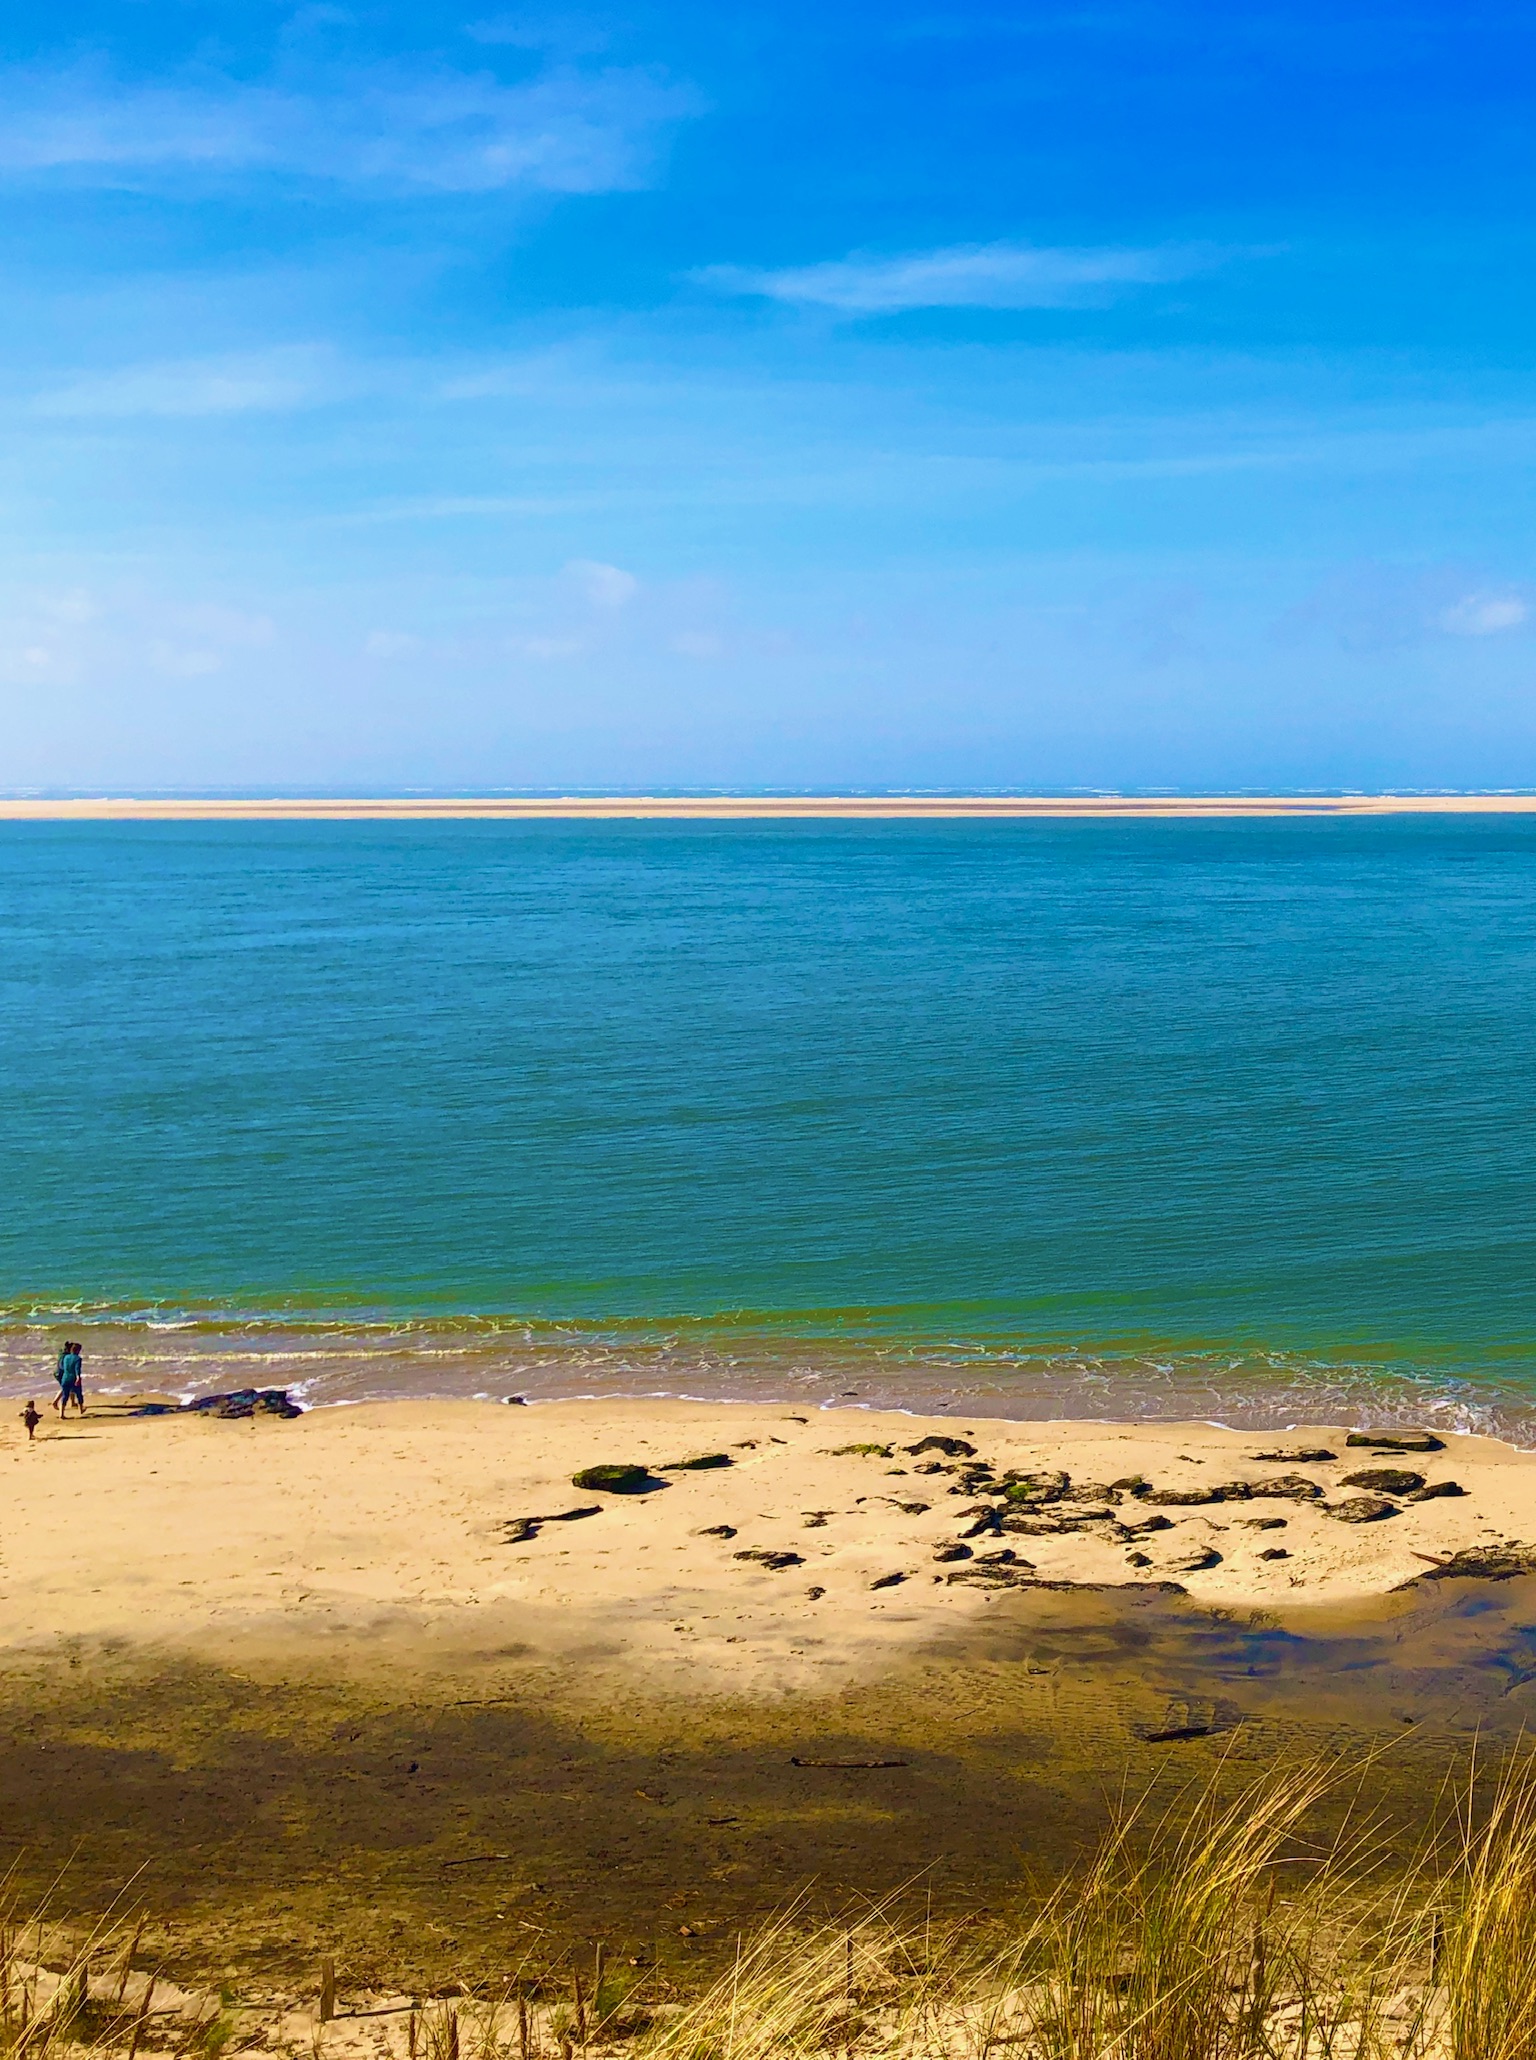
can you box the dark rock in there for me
[1138,1485,1226,1506]
[1110,1475,1149,1492]
[734,1548,805,1571]
[1326,1495,1398,1523]
[696,1523,738,1539]
[662,1453,733,1471]
[572,1464,654,1493]
[869,1571,907,1590]
[913,1461,948,1475]
[183,1386,301,1420]
[887,1500,930,1516]
[932,1543,972,1563]
[504,1394,527,1405]
[1408,1480,1466,1501]
[903,1436,975,1458]
[806,1586,826,1600]
[1248,1473,1324,1501]
[1346,1430,1444,1453]
[1249,1447,1336,1463]
[1118,1514,1174,1538]
[960,1508,1004,1538]
[1171,1545,1222,1572]
[1239,1516,1288,1530]
[1341,1468,1425,1495]
[974,1547,1019,1565]
[1067,1482,1122,1505]
[1258,1548,1290,1561]
[1125,1551,1153,1567]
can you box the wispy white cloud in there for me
[32,346,337,419]
[1439,590,1529,636]
[695,239,1216,314]
[0,58,698,195]
[566,558,639,607]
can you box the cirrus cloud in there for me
[694,239,1220,315]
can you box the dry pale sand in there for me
[7,1397,1533,1692]
[4,795,1536,820]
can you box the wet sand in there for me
[4,1398,1535,1988]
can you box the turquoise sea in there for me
[5,815,1536,1435]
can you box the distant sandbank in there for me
[6,793,1536,821]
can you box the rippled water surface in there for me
[4,816,1536,1433]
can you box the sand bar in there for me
[8,1397,1533,1689]
[5,793,1536,821]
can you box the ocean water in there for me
[5,815,1536,1436]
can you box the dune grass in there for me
[6,1745,1536,2060]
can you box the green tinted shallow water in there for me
[3,817,1536,1433]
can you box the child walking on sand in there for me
[20,1400,39,1440]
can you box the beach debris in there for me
[1326,1495,1399,1523]
[1342,1467,1426,1494]
[1139,1699,1217,1743]
[1346,1430,1445,1452]
[499,1505,603,1544]
[903,1436,975,1458]
[806,1585,826,1599]
[933,1542,972,1562]
[503,1394,527,1405]
[696,1523,738,1538]
[734,1547,805,1571]
[1396,1545,1536,1584]
[913,1461,950,1474]
[1408,1479,1466,1500]
[869,1571,908,1589]
[1249,1447,1336,1462]
[571,1464,655,1493]
[802,1510,834,1527]
[791,1756,908,1768]
[1137,1482,1251,1505]
[877,1497,930,1516]
[1258,1547,1290,1560]
[828,1443,893,1458]
[661,1453,733,1471]
[1248,1473,1325,1500]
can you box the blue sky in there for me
[3,1,1536,791]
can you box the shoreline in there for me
[7,792,1536,821]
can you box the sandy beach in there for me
[3,1394,1535,1987]
[4,1397,1532,1685]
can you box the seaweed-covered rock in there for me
[829,1443,893,1458]
[1401,1546,1536,1583]
[1408,1480,1466,1502]
[184,1387,301,1421]
[662,1453,733,1471]
[572,1463,654,1493]
[1325,1495,1398,1523]
[1248,1474,1324,1501]
[904,1436,975,1458]
[1345,1430,1444,1453]
[1341,1468,1425,1495]
[1249,1447,1336,1463]
[1001,1470,1070,1505]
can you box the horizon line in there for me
[7,791,1536,821]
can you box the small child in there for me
[20,1400,40,1441]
